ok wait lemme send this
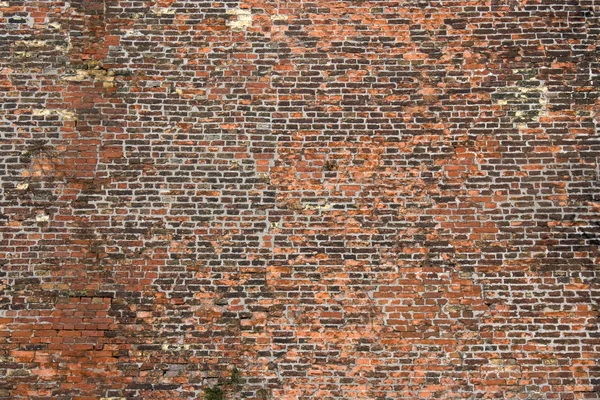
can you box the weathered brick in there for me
[1,0,599,399]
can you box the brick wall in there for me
[1,0,599,398]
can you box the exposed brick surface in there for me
[1,0,599,399]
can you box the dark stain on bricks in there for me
[1,0,600,399]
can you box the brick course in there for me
[1,0,599,399]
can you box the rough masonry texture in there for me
[1,0,599,399]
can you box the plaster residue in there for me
[32,108,77,121]
[304,203,332,211]
[61,62,115,88]
[14,40,48,47]
[227,8,252,31]
[270,14,288,21]
[492,69,548,124]
[35,213,50,222]
[161,344,190,351]
[151,7,176,16]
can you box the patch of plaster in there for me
[124,29,144,37]
[61,62,115,88]
[35,213,49,223]
[304,203,331,211]
[270,14,288,21]
[14,40,47,47]
[151,7,176,16]
[492,69,548,124]
[227,9,252,32]
[32,108,77,121]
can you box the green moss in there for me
[204,386,223,400]
[229,367,241,385]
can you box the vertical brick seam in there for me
[0,0,599,399]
